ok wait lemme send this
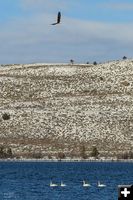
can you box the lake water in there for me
[0,161,133,200]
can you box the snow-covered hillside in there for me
[0,60,133,158]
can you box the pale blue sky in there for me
[0,0,133,64]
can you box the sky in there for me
[0,0,133,64]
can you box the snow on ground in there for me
[0,59,133,156]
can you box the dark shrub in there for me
[100,77,104,81]
[121,81,130,86]
[122,152,129,159]
[48,154,52,159]
[0,146,4,157]
[2,113,10,120]
[93,61,97,65]
[129,151,133,159]
[0,146,13,158]
[70,59,74,64]
[57,152,66,159]
[117,152,132,159]
[6,147,13,157]
[80,145,87,159]
[91,146,99,158]
[123,56,127,60]
[31,152,43,159]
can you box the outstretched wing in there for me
[51,22,58,25]
[57,12,61,23]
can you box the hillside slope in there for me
[0,60,133,158]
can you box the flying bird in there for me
[51,12,61,25]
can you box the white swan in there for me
[97,181,106,187]
[50,181,58,187]
[60,181,66,187]
[83,180,91,187]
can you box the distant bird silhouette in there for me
[51,12,61,25]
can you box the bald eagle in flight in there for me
[51,12,61,25]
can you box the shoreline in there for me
[0,158,133,162]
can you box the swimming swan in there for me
[97,181,106,187]
[83,180,91,187]
[60,181,66,187]
[50,181,58,187]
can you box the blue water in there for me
[0,161,133,200]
